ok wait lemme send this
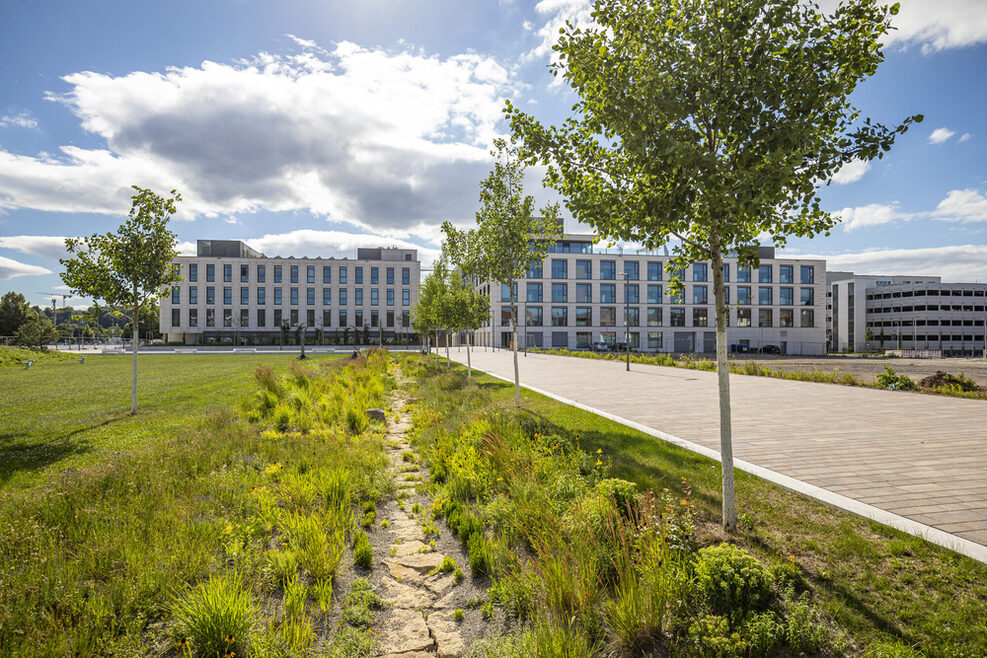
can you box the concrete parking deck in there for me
[449,348,987,557]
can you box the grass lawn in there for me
[0,351,322,491]
[420,357,987,656]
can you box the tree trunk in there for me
[466,330,472,381]
[131,296,139,416]
[434,330,439,361]
[446,329,451,368]
[710,235,737,531]
[510,282,520,406]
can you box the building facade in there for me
[470,235,827,354]
[160,240,421,344]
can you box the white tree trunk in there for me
[131,299,139,416]
[445,329,451,368]
[510,284,520,406]
[466,331,472,381]
[711,238,737,531]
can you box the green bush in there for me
[783,592,830,653]
[342,578,383,628]
[468,532,493,578]
[769,559,807,594]
[595,478,638,517]
[695,544,771,625]
[353,530,373,569]
[687,614,749,658]
[170,573,258,658]
[876,366,918,391]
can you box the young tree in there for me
[507,0,920,529]
[445,271,491,381]
[442,138,561,405]
[61,186,182,415]
[414,261,451,363]
[0,291,32,336]
[15,311,59,350]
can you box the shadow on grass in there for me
[0,417,124,486]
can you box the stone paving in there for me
[449,348,987,547]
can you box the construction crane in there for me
[36,292,74,321]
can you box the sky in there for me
[1,0,985,309]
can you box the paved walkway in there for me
[449,348,987,552]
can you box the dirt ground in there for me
[731,354,987,387]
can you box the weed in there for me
[453,567,465,584]
[695,543,771,626]
[480,599,495,620]
[864,639,926,657]
[381,519,390,529]
[170,573,258,658]
[454,608,464,622]
[353,530,373,569]
[422,523,440,540]
[402,450,417,462]
[312,577,333,614]
[342,578,383,628]
[876,366,918,391]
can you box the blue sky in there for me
[1,0,985,308]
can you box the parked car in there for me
[729,343,751,353]
[759,344,781,354]
[614,342,630,352]
[591,341,611,352]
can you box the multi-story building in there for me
[827,273,940,352]
[160,240,420,345]
[469,234,827,354]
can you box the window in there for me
[257,264,266,283]
[257,309,266,327]
[722,263,730,282]
[402,267,410,285]
[206,308,215,327]
[240,308,249,327]
[600,307,616,327]
[647,285,661,304]
[339,309,347,327]
[779,265,793,283]
[257,287,265,304]
[206,286,215,304]
[274,309,282,326]
[693,308,708,326]
[779,309,794,327]
[624,284,640,304]
[501,283,518,302]
[800,309,815,327]
[779,287,794,305]
[628,332,640,348]
[223,286,232,305]
[801,288,814,306]
[306,265,315,284]
[527,261,543,278]
[737,265,751,283]
[355,267,363,284]
[240,264,249,282]
[624,261,639,280]
[501,306,516,326]
[291,287,299,305]
[551,307,568,326]
[600,284,616,303]
[601,260,616,280]
[189,308,198,327]
[527,282,543,303]
[724,287,730,304]
[274,287,283,305]
[355,289,363,305]
[402,289,410,306]
[647,261,662,281]
[386,267,394,285]
[670,308,686,326]
[759,308,773,327]
[576,332,592,349]
[370,289,379,306]
[289,265,298,283]
[323,288,331,305]
[188,263,198,282]
[552,283,568,303]
[307,288,315,305]
[737,286,751,305]
[189,286,198,304]
[402,310,410,327]
[693,285,708,305]
[339,266,347,284]
[240,287,249,305]
[575,307,592,326]
[323,310,331,327]
[171,308,180,327]
[322,266,331,283]
[274,265,282,283]
[693,263,708,282]
[386,310,394,327]
[575,260,592,279]
[626,307,640,326]
[371,310,379,327]
[370,267,378,285]
[801,265,815,284]
[223,308,232,327]
[758,287,772,305]
[291,309,299,325]
[648,332,662,349]
[736,308,751,327]
[552,332,568,348]
[340,289,347,305]
[552,259,568,279]
[670,288,684,305]
[526,306,543,326]
[647,307,662,327]
[171,286,180,304]
[224,264,232,282]
[758,264,772,283]
[206,264,215,282]
[601,331,617,345]
[387,289,394,306]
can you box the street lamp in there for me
[623,272,630,371]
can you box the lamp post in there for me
[623,272,630,371]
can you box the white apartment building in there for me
[469,235,827,354]
[160,240,420,345]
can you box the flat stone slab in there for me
[385,559,424,584]
[396,552,446,573]
[392,540,427,557]
[427,610,465,658]
[377,608,434,655]
[379,577,432,609]
[423,573,456,595]
[433,590,459,609]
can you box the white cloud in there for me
[959,133,972,143]
[245,229,442,266]
[928,127,956,144]
[933,188,987,223]
[0,42,517,230]
[0,255,52,280]
[524,0,595,66]
[791,245,987,283]
[833,203,905,231]
[0,112,39,129]
[830,158,871,184]
[0,235,70,260]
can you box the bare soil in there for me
[731,354,987,387]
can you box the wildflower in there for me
[225,635,235,645]
[680,499,689,506]
[595,460,603,467]
[596,448,602,455]
[789,555,797,563]
[496,477,503,482]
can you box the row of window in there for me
[862,334,987,343]
[171,308,413,329]
[502,283,816,306]
[866,289,986,300]
[869,304,987,314]
[868,319,986,327]
[171,286,412,307]
[525,260,815,284]
[182,263,413,285]
[500,306,815,328]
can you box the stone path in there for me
[448,348,987,552]
[374,398,465,658]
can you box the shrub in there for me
[595,478,638,518]
[468,532,493,578]
[453,567,465,584]
[687,614,749,658]
[353,530,373,569]
[342,578,383,628]
[876,366,918,391]
[784,592,830,654]
[170,573,258,658]
[454,608,465,622]
[743,612,784,657]
[695,544,771,625]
